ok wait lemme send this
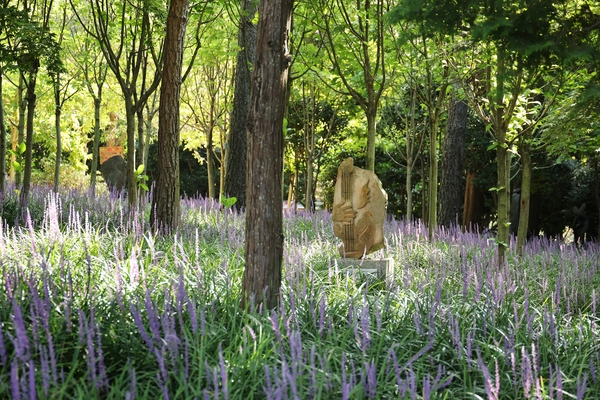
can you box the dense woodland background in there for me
[1,0,599,244]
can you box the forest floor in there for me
[0,184,598,399]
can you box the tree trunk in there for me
[53,79,62,193]
[420,153,427,223]
[136,107,145,169]
[439,97,467,228]
[406,160,413,221]
[143,100,158,169]
[90,98,102,195]
[0,70,6,193]
[20,72,37,208]
[495,129,510,265]
[224,0,258,208]
[517,130,532,255]
[462,172,484,231]
[366,109,377,172]
[151,0,190,231]
[593,157,599,239]
[242,0,293,311]
[207,125,215,199]
[16,76,25,187]
[125,95,138,205]
[305,157,314,211]
[427,117,441,240]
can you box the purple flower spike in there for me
[11,359,20,400]
[219,345,229,400]
[576,373,587,400]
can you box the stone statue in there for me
[101,155,128,192]
[332,158,387,258]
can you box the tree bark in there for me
[16,76,25,187]
[207,124,215,199]
[151,0,190,231]
[439,96,467,228]
[0,70,6,193]
[53,78,62,193]
[90,98,101,195]
[125,94,138,204]
[242,0,293,310]
[462,172,484,231]
[517,130,532,255]
[136,107,145,169]
[19,72,37,208]
[224,0,258,208]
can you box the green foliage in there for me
[220,195,237,209]
[135,164,149,192]
[8,142,26,175]
[390,0,566,65]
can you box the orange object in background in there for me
[99,146,124,165]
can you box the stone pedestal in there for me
[333,257,395,287]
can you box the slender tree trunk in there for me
[427,118,440,240]
[406,161,413,221]
[420,153,427,223]
[242,0,293,311]
[439,96,467,228]
[53,79,62,193]
[0,70,6,193]
[143,102,158,169]
[224,0,258,208]
[496,140,510,264]
[517,130,531,255]
[136,108,145,169]
[151,0,189,231]
[16,76,25,187]
[124,95,138,205]
[207,125,215,199]
[305,157,313,211]
[366,110,377,172]
[20,73,37,208]
[593,157,599,239]
[90,98,102,195]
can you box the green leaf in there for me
[136,164,145,175]
[220,196,237,209]
[18,142,26,155]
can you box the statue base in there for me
[333,257,394,287]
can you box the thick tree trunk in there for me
[517,130,532,255]
[90,98,101,195]
[0,71,6,193]
[439,97,467,228]
[151,0,190,231]
[462,172,484,231]
[20,73,37,208]
[224,0,258,208]
[242,0,293,310]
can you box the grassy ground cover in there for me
[0,185,598,399]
